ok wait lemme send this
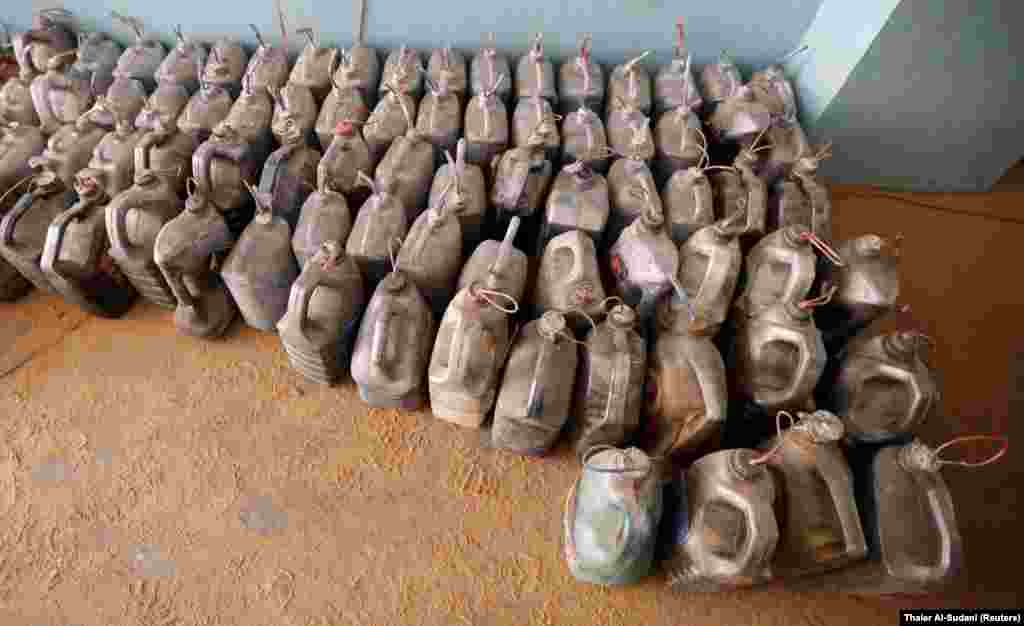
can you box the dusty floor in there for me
[1,178,1022,625]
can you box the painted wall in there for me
[11,0,822,68]
[799,0,1024,191]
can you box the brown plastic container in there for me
[469,34,511,103]
[572,304,646,456]
[608,204,678,324]
[558,35,604,115]
[396,195,463,318]
[464,74,509,166]
[268,83,318,147]
[428,140,488,252]
[426,46,467,102]
[258,90,321,228]
[513,96,561,163]
[665,448,778,590]
[39,114,107,191]
[0,171,76,293]
[662,164,715,246]
[729,301,827,411]
[607,52,652,115]
[606,155,660,247]
[428,282,516,428]
[12,9,76,78]
[830,331,938,445]
[292,162,353,269]
[346,173,408,287]
[375,119,436,225]
[177,69,235,145]
[155,26,208,94]
[708,85,772,146]
[93,77,147,131]
[72,30,124,99]
[40,169,137,317]
[109,13,166,93]
[363,88,417,164]
[533,229,606,327]
[0,69,41,126]
[220,184,299,331]
[759,411,868,579]
[668,215,744,333]
[132,83,196,195]
[416,70,463,159]
[201,38,249,98]
[289,28,336,103]
[456,217,528,304]
[330,42,381,107]
[30,51,96,135]
[316,71,372,151]
[278,241,365,384]
[654,22,702,115]
[153,183,237,338]
[0,124,46,210]
[541,161,609,247]
[561,106,610,174]
[318,119,374,206]
[816,234,900,349]
[514,33,556,103]
[606,104,654,165]
[380,46,424,99]
[760,121,813,185]
[493,311,579,455]
[243,17,291,92]
[351,269,436,408]
[654,106,705,183]
[736,225,817,316]
[645,292,728,457]
[490,119,556,229]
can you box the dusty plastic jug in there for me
[463,74,509,166]
[110,12,167,93]
[0,123,47,209]
[379,45,424,99]
[456,217,528,304]
[40,169,137,317]
[608,202,678,324]
[416,70,463,159]
[363,87,417,163]
[278,240,365,384]
[71,31,124,99]
[736,225,819,316]
[315,72,371,151]
[177,63,235,144]
[558,35,604,115]
[428,281,517,428]
[515,33,556,103]
[770,143,833,235]
[220,183,299,331]
[396,188,463,317]
[92,77,147,132]
[37,105,108,190]
[490,119,556,232]
[759,121,812,185]
[155,26,208,94]
[426,45,467,102]
[428,140,488,252]
[700,50,742,106]
[829,331,938,445]
[375,111,435,224]
[0,170,76,293]
[654,21,702,115]
[606,104,654,165]
[759,410,868,579]
[493,311,580,455]
[346,172,408,286]
[30,51,96,135]
[83,105,146,199]
[564,446,662,585]
[607,51,652,115]
[541,161,609,247]
[801,436,1006,593]
[645,292,728,457]
[573,304,646,455]
[653,105,705,184]
[13,8,76,78]
[661,160,717,246]
[665,448,778,590]
[815,234,899,349]
[201,38,249,98]
[749,60,800,126]
[605,155,659,248]
[729,300,827,411]
[533,229,606,326]
[667,214,744,333]
[709,85,772,146]
[469,33,511,103]
[259,88,321,228]
[561,106,610,174]
[331,41,381,107]
[0,65,41,127]
[243,15,291,92]
[268,83,318,147]
[351,268,436,408]
[132,82,196,194]
[153,182,237,338]
[513,96,561,163]
[292,161,353,268]
[289,28,336,103]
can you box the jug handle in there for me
[815,445,867,558]
[858,364,927,435]
[435,307,468,385]
[525,336,556,418]
[40,200,88,277]
[908,482,959,583]
[105,187,139,258]
[780,330,816,407]
[562,478,581,567]
[0,192,36,246]
[720,485,776,577]
[601,350,633,434]
[288,268,323,343]
[369,299,395,379]
[165,268,197,309]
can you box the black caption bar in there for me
[901,610,1023,625]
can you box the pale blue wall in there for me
[11,0,823,68]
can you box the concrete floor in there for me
[0,178,1021,624]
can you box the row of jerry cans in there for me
[565,415,1007,592]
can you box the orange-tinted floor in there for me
[0,175,1021,625]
